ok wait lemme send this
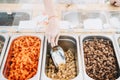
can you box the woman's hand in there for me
[45,18,60,47]
[110,0,120,7]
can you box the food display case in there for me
[81,11,107,30]
[80,34,120,80]
[0,1,120,80]
[41,34,83,80]
[62,11,82,29]
[0,11,31,26]
[62,10,114,32]
[107,11,120,29]
[0,34,44,80]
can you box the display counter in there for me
[0,3,120,80]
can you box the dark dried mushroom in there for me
[83,37,120,80]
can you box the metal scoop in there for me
[50,46,66,69]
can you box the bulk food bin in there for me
[41,34,83,80]
[0,11,31,26]
[80,34,120,80]
[114,34,120,58]
[0,34,44,80]
[81,11,107,30]
[107,11,120,29]
[0,34,9,68]
[62,11,82,29]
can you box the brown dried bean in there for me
[83,37,119,80]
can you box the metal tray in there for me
[0,34,44,80]
[114,34,120,58]
[107,11,120,29]
[41,34,83,80]
[0,34,9,68]
[62,11,82,29]
[82,11,107,29]
[80,34,120,80]
[0,11,30,26]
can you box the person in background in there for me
[57,0,120,6]
[110,0,120,7]
[43,0,120,47]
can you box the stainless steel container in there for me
[0,34,9,68]
[0,34,44,80]
[41,34,83,80]
[82,11,107,30]
[114,34,120,59]
[107,11,120,29]
[80,34,120,80]
[62,11,82,29]
[0,11,31,26]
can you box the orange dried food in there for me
[3,36,41,80]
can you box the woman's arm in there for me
[43,0,56,16]
[43,0,60,47]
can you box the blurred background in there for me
[0,0,109,4]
